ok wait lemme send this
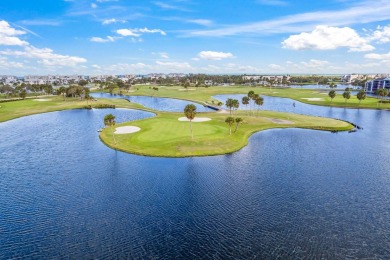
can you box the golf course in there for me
[2,84,378,157]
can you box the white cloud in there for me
[116,28,166,38]
[91,3,97,8]
[155,61,192,70]
[268,64,283,70]
[96,0,118,2]
[0,20,28,46]
[0,46,87,67]
[197,51,234,60]
[90,36,117,43]
[159,52,169,59]
[187,0,390,37]
[300,59,330,68]
[102,18,126,25]
[92,64,101,69]
[364,52,390,60]
[282,25,374,52]
[187,19,213,26]
[153,1,189,12]
[116,29,140,37]
[0,56,24,68]
[368,25,390,44]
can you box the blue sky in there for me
[1,0,390,75]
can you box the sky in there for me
[1,0,390,75]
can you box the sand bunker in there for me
[32,98,50,101]
[178,88,196,91]
[301,98,324,101]
[114,126,141,134]
[266,118,295,124]
[178,117,211,122]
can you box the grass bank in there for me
[103,85,390,110]
[0,96,150,122]
[100,110,353,157]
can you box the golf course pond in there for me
[91,92,214,112]
[1,95,390,258]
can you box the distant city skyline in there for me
[1,0,390,75]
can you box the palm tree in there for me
[242,96,250,114]
[234,117,243,133]
[232,99,239,114]
[356,90,366,106]
[225,117,235,135]
[342,90,351,104]
[255,96,264,115]
[247,91,255,115]
[104,114,116,145]
[184,104,197,139]
[225,98,234,115]
[328,90,336,105]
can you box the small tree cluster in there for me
[225,117,243,135]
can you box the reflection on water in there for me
[1,96,390,258]
[91,92,214,112]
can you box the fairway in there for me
[100,110,353,157]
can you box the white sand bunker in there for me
[301,98,324,101]
[267,118,295,124]
[114,126,141,134]
[178,117,211,122]
[178,88,196,91]
[33,99,52,102]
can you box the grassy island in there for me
[0,85,356,157]
[99,110,353,157]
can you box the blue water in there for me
[1,97,390,258]
[91,92,214,112]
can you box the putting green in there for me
[100,110,353,157]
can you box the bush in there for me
[378,100,390,104]
[93,104,116,109]
[0,98,24,103]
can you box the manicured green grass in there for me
[1,87,355,157]
[100,110,353,157]
[0,96,149,122]
[105,85,390,110]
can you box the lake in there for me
[1,96,390,258]
[91,92,214,112]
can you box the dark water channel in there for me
[1,95,390,258]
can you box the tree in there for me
[377,88,389,101]
[232,99,239,114]
[104,114,116,145]
[342,90,351,104]
[78,79,88,87]
[184,104,197,139]
[225,117,235,135]
[183,81,190,91]
[19,89,27,99]
[234,117,243,133]
[329,82,337,89]
[247,91,255,115]
[255,96,264,114]
[356,90,366,106]
[217,101,223,107]
[376,88,389,107]
[242,96,250,114]
[225,98,234,115]
[328,90,336,104]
